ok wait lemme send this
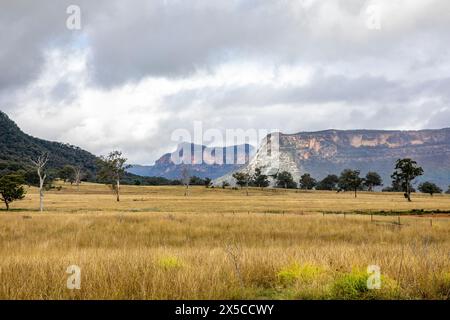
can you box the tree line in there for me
[230,158,448,201]
[0,153,449,211]
[0,150,215,210]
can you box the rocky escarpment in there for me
[215,128,450,189]
[128,142,254,179]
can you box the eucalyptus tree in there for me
[97,151,130,202]
[391,158,424,202]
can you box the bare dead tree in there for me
[243,167,252,197]
[31,152,49,212]
[181,165,190,197]
[74,166,83,192]
[224,242,244,288]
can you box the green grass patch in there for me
[277,263,325,286]
[157,256,183,270]
[330,268,397,299]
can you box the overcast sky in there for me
[1,0,450,164]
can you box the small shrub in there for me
[277,263,325,286]
[157,256,183,270]
[331,270,368,299]
[330,269,396,299]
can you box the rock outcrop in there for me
[215,128,450,189]
[128,142,254,179]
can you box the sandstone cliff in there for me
[215,128,450,189]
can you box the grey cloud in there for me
[0,0,76,91]
[163,74,450,110]
[2,0,450,164]
[85,0,450,87]
[2,0,450,88]
[85,0,305,86]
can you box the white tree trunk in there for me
[37,168,46,212]
[116,178,120,202]
[39,186,44,212]
[75,168,81,192]
[32,153,49,212]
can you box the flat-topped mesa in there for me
[128,143,255,179]
[281,128,450,157]
[214,128,450,188]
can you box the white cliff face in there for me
[213,133,302,186]
[213,127,450,189]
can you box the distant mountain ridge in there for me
[128,142,255,179]
[215,128,450,189]
[3,110,450,188]
[0,110,253,182]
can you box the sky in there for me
[1,0,450,164]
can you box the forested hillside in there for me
[0,111,98,177]
[0,111,190,185]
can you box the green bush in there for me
[330,269,397,299]
[277,263,325,286]
[157,256,183,270]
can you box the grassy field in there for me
[0,183,449,299]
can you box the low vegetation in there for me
[0,183,449,300]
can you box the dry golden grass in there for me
[0,182,449,300]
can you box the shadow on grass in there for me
[323,209,450,216]
[0,208,39,212]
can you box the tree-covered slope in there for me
[0,111,98,176]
